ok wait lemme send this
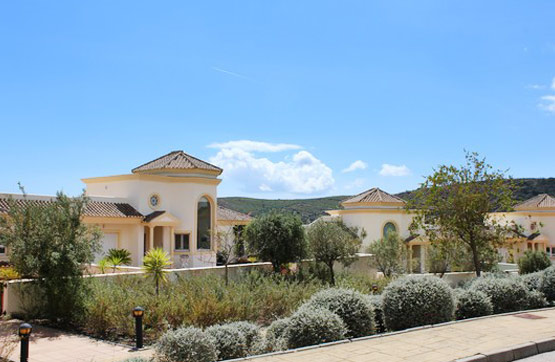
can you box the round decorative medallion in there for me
[149,193,161,209]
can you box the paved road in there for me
[517,351,555,361]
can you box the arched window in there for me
[383,222,397,238]
[197,197,212,250]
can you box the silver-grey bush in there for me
[301,288,374,337]
[470,276,528,314]
[205,323,248,361]
[285,306,347,349]
[382,275,455,331]
[155,326,217,362]
[454,289,493,320]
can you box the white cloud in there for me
[212,67,251,80]
[537,77,555,114]
[540,95,555,113]
[342,160,368,173]
[379,164,411,177]
[526,84,546,90]
[208,140,302,153]
[209,142,334,194]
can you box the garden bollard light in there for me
[18,322,32,362]
[372,284,379,294]
[132,306,144,349]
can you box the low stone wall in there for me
[2,255,376,316]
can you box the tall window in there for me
[0,245,5,255]
[197,197,212,250]
[383,222,397,238]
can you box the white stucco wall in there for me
[339,210,414,249]
[85,176,219,267]
[493,211,555,251]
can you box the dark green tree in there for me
[0,190,101,324]
[244,211,307,272]
[518,250,551,274]
[407,152,514,276]
[306,219,364,285]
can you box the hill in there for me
[219,178,555,223]
[218,196,348,224]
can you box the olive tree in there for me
[367,231,407,277]
[407,152,514,276]
[0,190,101,324]
[306,219,364,285]
[244,211,307,272]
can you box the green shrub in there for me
[155,326,217,362]
[470,276,528,314]
[301,288,374,337]
[382,275,455,331]
[206,324,248,360]
[80,271,323,341]
[520,271,544,291]
[264,318,291,352]
[454,289,493,320]
[365,295,385,333]
[526,290,548,309]
[226,321,262,354]
[518,250,551,274]
[540,266,555,302]
[285,306,347,349]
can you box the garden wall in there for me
[2,255,376,315]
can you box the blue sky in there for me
[1,1,554,199]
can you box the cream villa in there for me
[0,150,251,268]
[326,187,555,271]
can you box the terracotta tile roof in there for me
[217,206,252,221]
[342,187,406,205]
[514,194,555,210]
[143,210,166,222]
[0,197,143,219]
[132,150,222,174]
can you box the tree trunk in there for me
[470,241,481,277]
[225,263,229,286]
[155,278,159,296]
[328,261,335,286]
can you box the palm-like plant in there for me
[142,248,171,295]
[106,248,132,265]
[106,255,125,273]
[97,258,108,274]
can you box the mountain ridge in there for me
[218,178,555,223]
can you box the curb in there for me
[454,337,555,362]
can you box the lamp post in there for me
[132,306,144,349]
[18,322,32,362]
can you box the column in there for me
[420,245,426,273]
[408,245,413,273]
[149,226,154,251]
[170,227,175,266]
[137,227,145,265]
